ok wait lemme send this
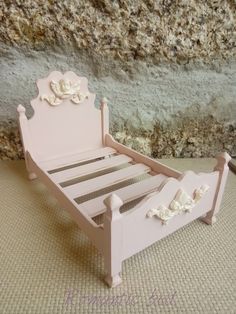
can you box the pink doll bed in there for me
[17,71,231,287]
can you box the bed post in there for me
[17,104,37,180]
[103,193,123,288]
[201,152,231,225]
[100,97,109,146]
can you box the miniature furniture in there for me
[17,71,231,288]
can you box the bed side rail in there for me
[105,134,181,178]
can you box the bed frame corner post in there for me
[100,97,109,146]
[103,193,123,288]
[17,104,37,180]
[202,152,231,225]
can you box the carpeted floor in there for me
[0,159,235,313]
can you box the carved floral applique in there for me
[146,185,209,225]
[40,79,89,106]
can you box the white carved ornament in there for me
[146,185,209,225]
[40,79,90,106]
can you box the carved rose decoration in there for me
[146,184,209,225]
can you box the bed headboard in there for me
[17,71,109,162]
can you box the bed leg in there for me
[103,194,123,288]
[201,214,217,225]
[201,152,231,225]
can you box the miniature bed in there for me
[17,71,231,288]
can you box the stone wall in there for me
[0,1,236,159]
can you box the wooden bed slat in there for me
[39,147,116,171]
[78,174,167,217]
[50,154,133,183]
[63,163,150,199]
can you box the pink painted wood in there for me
[63,163,150,199]
[79,174,167,217]
[50,154,132,183]
[17,71,231,288]
[40,147,116,172]
[21,71,107,162]
[121,170,219,260]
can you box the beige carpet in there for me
[0,159,235,314]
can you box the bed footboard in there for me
[103,153,230,287]
[120,170,219,260]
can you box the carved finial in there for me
[104,193,123,210]
[215,152,231,171]
[104,193,123,220]
[100,97,108,108]
[17,104,26,117]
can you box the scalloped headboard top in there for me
[24,71,105,161]
[30,71,94,111]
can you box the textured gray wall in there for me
[0,1,236,159]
